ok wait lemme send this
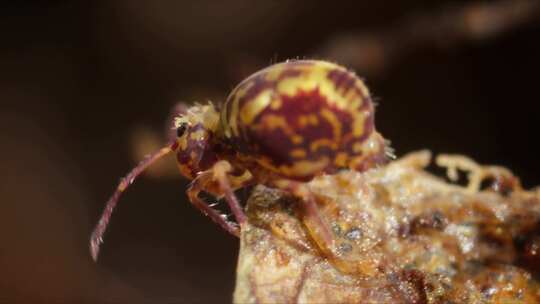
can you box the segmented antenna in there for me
[90,142,177,261]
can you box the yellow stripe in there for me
[240,89,273,125]
[320,108,342,142]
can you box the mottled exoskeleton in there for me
[90,60,389,273]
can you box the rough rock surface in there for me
[234,151,540,303]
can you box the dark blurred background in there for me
[1,1,539,303]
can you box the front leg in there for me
[211,160,248,225]
[187,160,252,236]
[187,170,240,237]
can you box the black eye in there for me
[176,123,187,137]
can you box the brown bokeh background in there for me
[1,1,539,303]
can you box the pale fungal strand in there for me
[436,154,522,193]
[392,149,432,169]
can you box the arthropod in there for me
[90,60,389,271]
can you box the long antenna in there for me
[90,142,177,261]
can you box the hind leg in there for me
[273,178,382,275]
[272,179,336,257]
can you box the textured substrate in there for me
[234,151,540,303]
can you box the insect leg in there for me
[187,171,240,237]
[211,160,248,225]
[272,179,336,257]
[273,179,381,275]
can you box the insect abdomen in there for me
[221,60,385,180]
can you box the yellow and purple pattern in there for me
[220,60,386,181]
[89,59,390,264]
